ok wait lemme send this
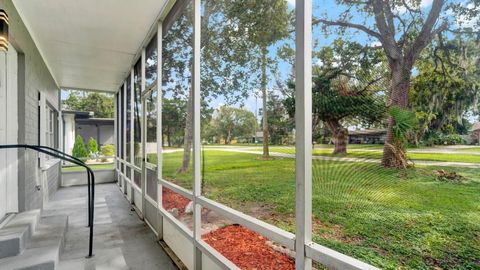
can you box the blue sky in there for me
[64,0,478,124]
[208,0,378,115]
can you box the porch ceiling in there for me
[12,0,167,92]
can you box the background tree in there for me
[315,0,478,167]
[145,92,158,143]
[227,0,291,158]
[410,34,480,144]
[285,67,385,154]
[72,135,88,158]
[281,39,387,153]
[63,91,114,118]
[88,137,99,154]
[265,92,293,145]
[162,98,187,147]
[209,106,256,144]
[163,1,287,172]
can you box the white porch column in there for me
[156,21,164,240]
[123,82,127,194]
[295,0,313,269]
[63,114,75,155]
[192,0,202,268]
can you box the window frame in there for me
[38,92,59,167]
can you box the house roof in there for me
[349,129,387,136]
[62,110,93,119]
[76,118,114,125]
[471,122,480,131]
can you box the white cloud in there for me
[287,0,296,7]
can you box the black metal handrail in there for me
[0,144,95,258]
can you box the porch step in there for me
[0,215,68,270]
[0,210,41,259]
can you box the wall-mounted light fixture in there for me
[0,9,9,52]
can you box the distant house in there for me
[62,110,114,154]
[254,131,264,144]
[348,129,387,144]
[470,122,480,145]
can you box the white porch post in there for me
[63,114,75,155]
[192,0,202,268]
[130,68,135,200]
[156,20,164,240]
[141,48,147,216]
[114,92,119,191]
[295,0,313,269]
[114,92,118,172]
[123,82,127,194]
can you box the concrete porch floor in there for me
[43,183,178,270]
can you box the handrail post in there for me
[87,169,95,258]
[87,171,91,227]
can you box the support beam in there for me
[123,82,127,194]
[295,0,313,269]
[130,68,135,201]
[114,92,117,175]
[156,21,164,240]
[192,0,202,268]
[141,48,147,217]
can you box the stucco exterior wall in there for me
[1,0,61,211]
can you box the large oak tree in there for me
[315,0,477,167]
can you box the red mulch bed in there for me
[162,188,191,216]
[202,224,295,270]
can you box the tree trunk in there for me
[178,89,194,173]
[382,63,412,167]
[326,119,347,155]
[226,129,232,144]
[167,130,171,147]
[175,0,213,173]
[261,47,269,158]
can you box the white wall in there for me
[1,0,61,211]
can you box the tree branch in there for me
[384,0,396,36]
[357,76,385,93]
[313,18,383,40]
[407,0,447,62]
[372,0,401,60]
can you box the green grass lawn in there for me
[248,146,480,163]
[154,150,480,270]
[62,163,115,172]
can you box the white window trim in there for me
[39,92,59,169]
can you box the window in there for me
[45,104,57,148]
[161,1,194,192]
[133,60,142,187]
[38,91,58,165]
[144,35,158,200]
[120,83,125,174]
[126,75,132,163]
[145,35,158,167]
[145,34,157,90]
[133,60,142,168]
